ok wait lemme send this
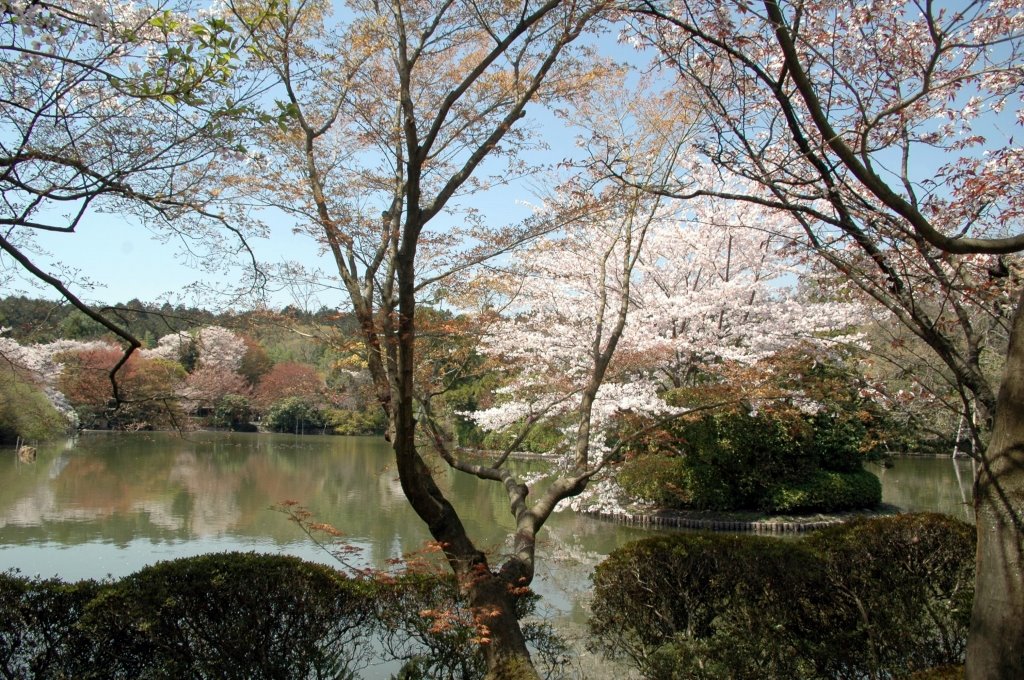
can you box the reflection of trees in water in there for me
[1,437,975,577]
[872,459,975,523]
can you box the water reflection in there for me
[870,456,975,523]
[0,432,655,624]
[2,433,976,609]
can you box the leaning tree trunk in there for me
[392,238,541,679]
[965,290,1024,680]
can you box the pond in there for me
[0,432,976,676]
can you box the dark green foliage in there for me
[210,394,253,431]
[0,553,568,680]
[763,468,882,514]
[675,410,811,509]
[806,514,976,677]
[619,406,881,513]
[0,296,216,345]
[908,666,963,680]
[263,397,327,434]
[0,572,101,679]
[590,514,976,680]
[589,534,838,680]
[808,412,867,472]
[78,552,373,679]
[616,456,692,508]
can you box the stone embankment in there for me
[582,506,898,534]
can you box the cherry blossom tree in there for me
[175,325,251,414]
[619,1,1024,675]
[0,332,117,428]
[194,326,247,372]
[0,0,260,407]
[628,195,864,387]
[219,0,613,673]
[465,190,863,513]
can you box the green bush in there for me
[806,514,975,677]
[210,394,253,431]
[0,572,101,678]
[618,456,691,508]
[263,397,327,434]
[763,468,882,514]
[78,552,374,679]
[679,410,813,510]
[590,533,838,679]
[1,553,569,680]
[808,412,868,472]
[324,407,387,435]
[590,513,976,680]
[0,372,69,443]
[617,404,880,513]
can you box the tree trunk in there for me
[465,570,541,680]
[965,291,1024,679]
[391,229,541,679]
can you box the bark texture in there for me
[966,292,1024,680]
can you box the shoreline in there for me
[579,504,902,534]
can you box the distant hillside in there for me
[0,296,356,347]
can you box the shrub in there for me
[0,572,101,678]
[324,407,387,435]
[617,403,880,513]
[590,533,838,680]
[617,456,691,508]
[210,394,253,431]
[1,553,570,680]
[763,468,882,514]
[807,514,976,677]
[0,372,70,443]
[78,552,375,679]
[590,513,976,680]
[677,409,814,510]
[263,396,327,433]
[808,411,868,471]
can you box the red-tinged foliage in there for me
[252,361,325,412]
[57,346,186,429]
[238,335,273,387]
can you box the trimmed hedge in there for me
[78,552,373,679]
[1,552,568,680]
[590,513,975,680]
[618,406,881,513]
[0,573,101,678]
[763,468,882,513]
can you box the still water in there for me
[0,433,976,674]
[0,433,655,624]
